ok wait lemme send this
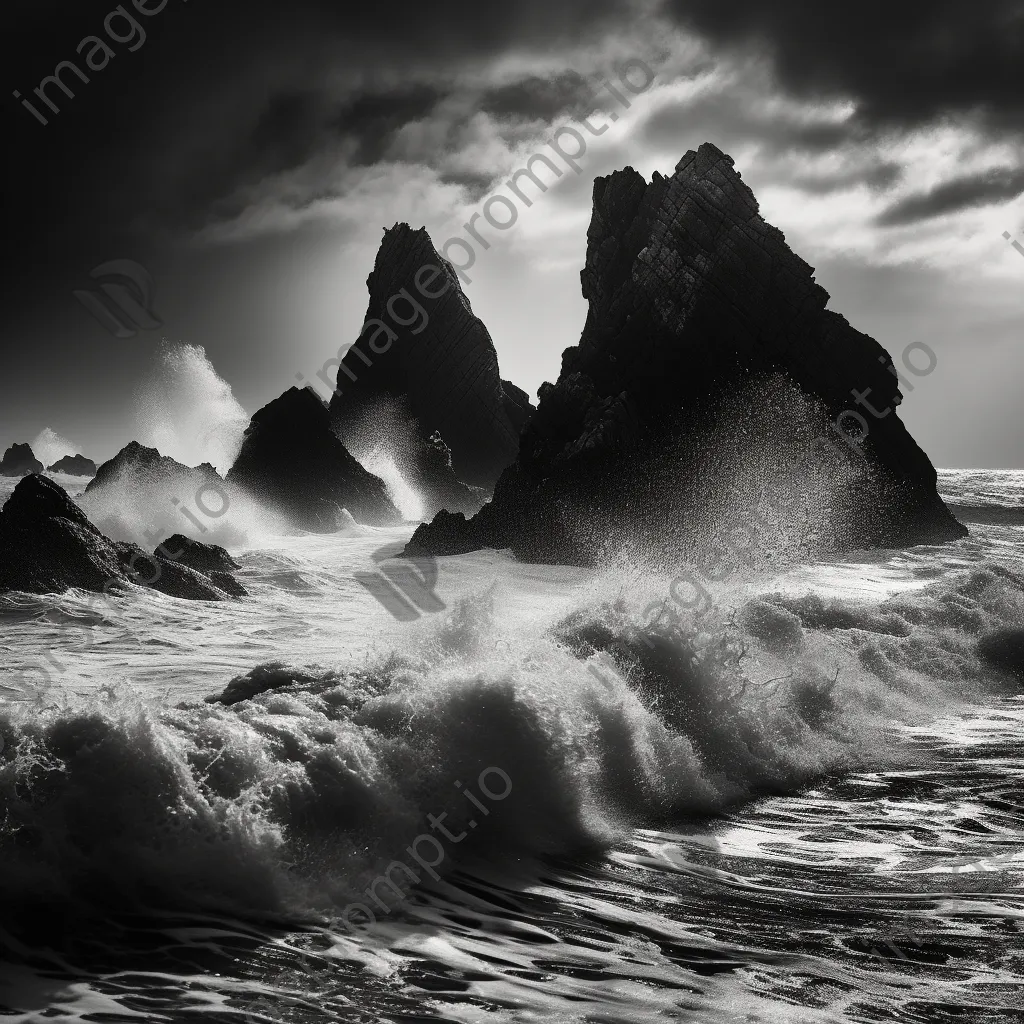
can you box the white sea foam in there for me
[1,521,1021,918]
[1,473,1021,1022]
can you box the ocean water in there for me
[0,468,1022,1023]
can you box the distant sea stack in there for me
[0,444,43,477]
[46,454,97,477]
[85,441,221,497]
[329,224,534,490]
[409,143,966,565]
[227,386,401,531]
[0,475,245,600]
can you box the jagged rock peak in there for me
[47,454,98,476]
[86,441,221,494]
[329,223,533,489]
[0,443,44,477]
[408,144,965,564]
[227,386,401,532]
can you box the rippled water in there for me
[1,470,1021,1022]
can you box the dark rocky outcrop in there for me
[501,380,535,439]
[154,533,246,597]
[409,143,966,565]
[157,534,239,575]
[329,224,534,489]
[46,454,97,476]
[0,444,43,477]
[0,475,246,600]
[227,386,401,531]
[85,441,221,497]
[79,441,234,548]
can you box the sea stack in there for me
[85,441,222,497]
[0,444,44,477]
[227,386,401,531]
[329,224,533,490]
[409,143,966,565]
[46,454,98,476]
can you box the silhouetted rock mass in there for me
[329,224,534,489]
[85,441,221,496]
[155,533,246,597]
[0,444,43,477]
[409,143,966,565]
[46,454,97,476]
[501,380,535,438]
[158,534,240,575]
[227,386,401,531]
[0,475,246,600]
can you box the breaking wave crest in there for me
[2,561,1021,932]
[135,342,249,476]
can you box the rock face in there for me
[501,380,535,440]
[0,444,43,477]
[409,143,966,565]
[46,454,97,476]
[85,441,220,497]
[158,534,240,576]
[329,224,534,489]
[155,533,246,597]
[0,475,246,600]
[227,386,401,531]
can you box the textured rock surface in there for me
[85,441,221,497]
[47,454,97,476]
[227,387,401,531]
[0,444,43,477]
[409,143,966,565]
[329,224,534,489]
[157,534,240,576]
[0,475,245,600]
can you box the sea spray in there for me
[135,342,249,475]
[2,565,1021,930]
[333,395,428,520]
[357,450,423,521]
[29,427,82,469]
[77,456,289,548]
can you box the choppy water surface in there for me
[0,470,1021,1022]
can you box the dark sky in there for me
[2,0,1023,467]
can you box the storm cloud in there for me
[877,166,1024,226]
[664,0,1024,131]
